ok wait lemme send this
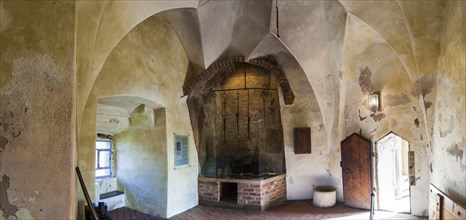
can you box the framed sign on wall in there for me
[174,134,189,167]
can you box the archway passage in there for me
[376,132,411,213]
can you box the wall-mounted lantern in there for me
[368,91,381,113]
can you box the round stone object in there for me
[313,185,336,208]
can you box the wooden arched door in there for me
[341,133,372,209]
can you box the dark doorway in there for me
[220,182,238,203]
[341,133,372,209]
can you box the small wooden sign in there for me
[294,127,311,154]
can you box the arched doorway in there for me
[375,132,411,213]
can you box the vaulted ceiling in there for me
[77,0,445,147]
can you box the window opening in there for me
[96,140,112,178]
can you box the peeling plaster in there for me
[0,2,12,32]
[0,175,18,219]
[359,66,373,95]
[15,208,34,219]
[0,136,8,150]
[424,101,432,110]
[439,115,455,138]
[358,110,367,121]
[108,118,119,124]
[385,94,410,107]
[0,2,76,218]
[371,113,386,122]
[447,144,464,162]
[412,75,436,97]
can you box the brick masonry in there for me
[183,57,295,105]
[198,174,286,210]
[198,180,220,202]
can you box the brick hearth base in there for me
[198,174,286,211]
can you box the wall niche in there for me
[187,61,287,178]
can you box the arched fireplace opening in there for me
[204,62,285,178]
[186,58,293,210]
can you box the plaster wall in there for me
[431,0,466,206]
[161,9,205,76]
[0,1,76,219]
[78,14,198,218]
[114,107,168,217]
[269,2,347,202]
[342,43,430,216]
[76,1,197,127]
[279,64,329,201]
[95,177,120,200]
[249,34,329,200]
[1,1,463,218]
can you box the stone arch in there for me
[373,129,414,148]
[183,56,295,105]
[77,2,197,125]
[77,10,195,218]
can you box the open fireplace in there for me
[194,62,287,178]
[187,59,292,210]
[199,174,286,210]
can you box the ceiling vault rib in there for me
[395,0,421,79]
[346,13,416,85]
[91,1,108,51]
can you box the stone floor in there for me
[109,201,427,220]
[108,207,163,220]
[171,200,425,220]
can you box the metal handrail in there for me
[370,192,375,220]
[76,167,99,220]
